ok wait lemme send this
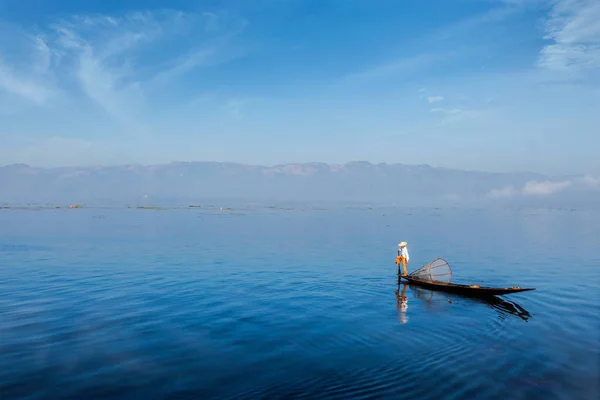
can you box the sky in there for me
[0,0,598,174]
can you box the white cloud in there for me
[427,96,444,103]
[487,176,598,199]
[430,108,462,114]
[223,99,246,119]
[577,175,600,188]
[487,185,517,198]
[522,180,571,195]
[442,193,461,201]
[538,0,600,74]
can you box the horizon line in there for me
[0,160,555,176]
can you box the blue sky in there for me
[0,0,598,174]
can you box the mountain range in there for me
[1,162,598,207]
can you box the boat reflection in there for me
[395,282,532,322]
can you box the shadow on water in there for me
[395,282,532,322]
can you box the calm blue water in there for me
[1,206,599,399]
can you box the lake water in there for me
[1,206,599,399]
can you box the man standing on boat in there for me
[396,241,409,276]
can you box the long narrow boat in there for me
[399,274,535,296]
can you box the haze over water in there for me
[1,206,599,399]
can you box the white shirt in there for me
[400,246,409,262]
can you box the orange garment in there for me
[396,255,408,276]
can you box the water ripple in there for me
[0,208,598,400]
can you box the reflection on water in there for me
[484,294,533,322]
[395,283,409,324]
[395,282,532,322]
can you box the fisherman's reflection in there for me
[395,283,408,324]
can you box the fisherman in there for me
[396,241,409,276]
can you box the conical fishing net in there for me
[409,258,452,283]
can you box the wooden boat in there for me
[399,274,535,296]
[397,258,535,297]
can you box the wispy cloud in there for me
[427,106,485,127]
[341,53,445,83]
[0,26,55,105]
[432,3,524,41]
[430,107,461,114]
[223,99,247,119]
[0,136,120,167]
[0,9,248,125]
[538,0,600,74]
[0,61,52,104]
[488,176,598,199]
[427,96,444,103]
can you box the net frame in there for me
[409,258,452,283]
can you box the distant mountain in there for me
[0,162,598,207]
